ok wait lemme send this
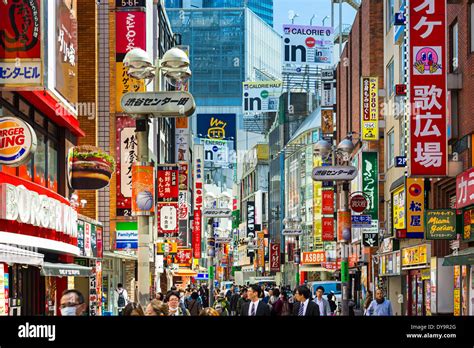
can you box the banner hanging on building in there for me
[408,0,447,176]
[456,167,474,209]
[257,232,265,269]
[322,217,335,241]
[362,152,378,220]
[270,243,280,272]
[193,144,204,259]
[361,77,379,141]
[157,164,179,202]
[282,25,334,66]
[0,0,43,87]
[176,120,190,162]
[393,186,406,230]
[115,11,146,57]
[157,202,178,235]
[196,114,236,150]
[426,209,456,240]
[321,109,334,134]
[203,139,229,167]
[242,81,282,115]
[116,116,136,216]
[406,177,425,238]
[131,163,155,216]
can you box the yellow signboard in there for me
[156,242,178,254]
[116,62,145,112]
[361,77,379,141]
[402,245,428,267]
[393,186,406,230]
[406,178,425,235]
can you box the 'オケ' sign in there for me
[0,117,37,166]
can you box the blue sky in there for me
[273,0,357,33]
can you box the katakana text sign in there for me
[456,168,474,209]
[157,164,179,202]
[361,77,379,141]
[409,0,448,176]
[312,166,358,181]
[121,91,196,117]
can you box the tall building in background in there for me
[166,0,274,27]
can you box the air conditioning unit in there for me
[378,173,386,182]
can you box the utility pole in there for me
[341,181,350,316]
[208,218,215,307]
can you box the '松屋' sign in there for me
[409,0,447,176]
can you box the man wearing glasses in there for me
[59,289,87,316]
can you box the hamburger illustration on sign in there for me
[68,145,115,190]
[0,117,37,166]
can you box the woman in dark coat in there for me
[187,291,202,316]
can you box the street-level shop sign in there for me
[395,156,407,167]
[156,242,178,254]
[0,117,37,166]
[282,229,303,236]
[425,210,457,240]
[301,251,326,265]
[115,222,138,250]
[401,244,430,268]
[351,215,372,227]
[362,232,378,247]
[349,194,368,213]
[312,166,358,181]
[120,91,196,117]
[456,167,474,209]
[202,208,232,218]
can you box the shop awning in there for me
[172,269,198,277]
[0,244,44,267]
[443,248,474,266]
[40,262,92,277]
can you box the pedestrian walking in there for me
[327,292,337,315]
[115,283,129,316]
[314,286,332,316]
[363,290,373,316]
[187,291,202,316]
[166,291,190,316]
[236,287,249,316]
[229,287,240,316]
[155,292,165,301]
[145,300,168,316]
[123,302,145,316]
[240,284,271,316]
[365,288,393,316]
[59,289,87,316]
[213,291,230,316]
[293,285,320,316]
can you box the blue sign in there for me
[195,273,209,280]
[395,156,407,167]
[351,215,372,227]
[394,12,406,25]
[197,114,237,150]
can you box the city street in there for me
[0,0,473,323]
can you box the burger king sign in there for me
[0,117,37,166]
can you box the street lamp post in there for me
[122,47,192,306]
[282,216,303,288]
[314,136,355,316]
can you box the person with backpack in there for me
[115,283,129,316]
[187,291,202,316]
[229,287,241,316]
[212,291,230,316]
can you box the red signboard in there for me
[176,248,193,265]
[456,168,474,209]
[192,209,202,258]
[350,194,368,213]
[156,202,178,235]
[322,217,335,241]
[322,189,334,215]
[409,0,447,176]
[301,251,326,265]
[157,165,179,202]
[115,11,146,56]
[178,191,188,220]
[0,0,41,59]
[270,243,280,272]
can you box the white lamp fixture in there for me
[161,47,190,69]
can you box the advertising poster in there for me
[157,202,179,236]
[322,217,335,241]
[426,210,456,240]
[115,11,146,57]
[176,248,192,266]
[178,191,189,220]
[282,24,334,66]
[362,152,379,219]
[321,109,334,134]
[242,81,282,114]
[193,144,204,258]
[409,0,447,176]
[337,210,351,242]
[176,127,190,162]
[270,243,280,272]
[257,232,265,269]
[131,164,155,216]
[116,116,137,216]
[322,189,334,215]
[393,186,406,230]
[196,114,236,149]
[157,164,179,202]
[203,139,229,167]
[115,62,145,112]
[178,163,188,191]
[406,178,425,237]
[55,0,78,106]
[361,77,379,141]
[0,0,43,87]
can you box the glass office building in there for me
[165,0,273,27]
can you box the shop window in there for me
[386,0,395,33]
[451,21,459,72]
[34,133,47,186]
[48,141,58,192]
[387,59,395,96]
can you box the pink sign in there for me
[116,11,146,55]
[456,168,474,209]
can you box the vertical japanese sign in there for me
[176,117,190,162]
[157,165,179,202]
[362,152,379,220]
[157,202,178,235]
[408,0,447,176]
[322,189,334,215]
[361,77,379,141]
[456,168,474,209]
[116,116,137,216]
[393,186,406,230]
[55,0,78,105]
[406,177,425,238]
[0,0,42,87]
[313,154,323,249]
[322,217,335,241]
[178,191,189,219]
[257,232,265,269]
[115,8,146,112]
[270,243,280,272]
[193,144,204,259]
[131,164,155,216]
[176,248,193,266]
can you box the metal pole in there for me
[136,115,150,306]
[341,181,350,316]
[339,0,343,58]
[208,218,215,307]
[296,236,300,286]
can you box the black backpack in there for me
[118,290,126,307]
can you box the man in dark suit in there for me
[240,284,271,316]
[293,285,320,316]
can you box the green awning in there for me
[443,247,474,266]
[40,262,92,277]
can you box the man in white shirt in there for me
[293,285,320,316]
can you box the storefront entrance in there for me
[406,269,430,316]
